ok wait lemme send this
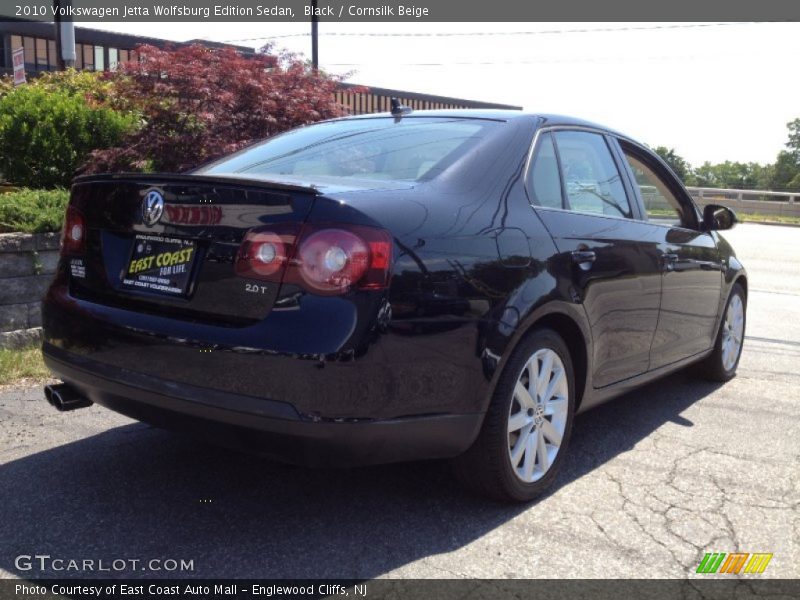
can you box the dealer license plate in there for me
[121,234,197,297]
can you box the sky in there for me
[88,21,800,166]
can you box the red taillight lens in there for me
[234,230,293,279]
[235,223,393,295]
[60,206,86,256]
[297,229,370,293]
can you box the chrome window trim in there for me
[523,125,636,220]
[530,203,647,225]
[523,125,615,201]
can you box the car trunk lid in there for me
[67,173,318,325]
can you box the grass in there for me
[0,188,69,233]
[0,345,51,386]
[736,212,800,225]
[647,209,800,226]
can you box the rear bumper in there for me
[43,343,483,467]
[42,280,489,420]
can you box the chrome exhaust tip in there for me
[44,383,93,412]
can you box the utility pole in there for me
[311,0,319,70]
[53,0,76,70]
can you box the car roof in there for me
[340,109,629,138]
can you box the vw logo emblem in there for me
[142,190,164,227]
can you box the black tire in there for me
[454,328,576,502]
[698,282,746,382]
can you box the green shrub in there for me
[0,75,13,99]
[26,69,119,102]
[0,85,136,188]
[0,188,69,233]
[0,69,123,109]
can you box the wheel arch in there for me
[717,267,747,335]
[531,312,589,412]
[733,273,748,299]
[488,302,592,414]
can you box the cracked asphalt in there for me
[0,223,797,580]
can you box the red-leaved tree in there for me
[84,43,348,173]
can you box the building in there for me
[1,18,520,113]
[0,18,253,74]
[335,83,520,114]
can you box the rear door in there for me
[527,130,662,388]
[614,140,724,368]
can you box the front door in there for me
[615,141,724,369]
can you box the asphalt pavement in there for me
[0,223,797,579]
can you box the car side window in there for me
[553,131,632,219]
[527,133,564,209]
[621,150,687,228]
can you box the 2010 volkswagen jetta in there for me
[42,110,747,501]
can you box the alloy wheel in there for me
[507,348,569,483]
[721,293,744,371]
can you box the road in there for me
[0,223,797,579]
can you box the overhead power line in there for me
[322,48,800,67]
[221,22,757,44]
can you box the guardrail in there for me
[687,187,797,203]
[686,186,800,218]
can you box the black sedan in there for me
[42,110,746,501]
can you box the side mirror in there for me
[702,204,738,231]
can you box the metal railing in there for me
[685,186,800,218]
[687,186,797,204]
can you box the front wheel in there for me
[454,328,576,502]
[699,282,746,381]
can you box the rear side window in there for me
[554,131,632,219]
[198,118,499,183]
[527,133,564,209]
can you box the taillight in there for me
[234,227,295,279]
[296,228,370,293]
[235,223,393,295]
[60,205,86,256]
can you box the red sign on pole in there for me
[12,48,26,86]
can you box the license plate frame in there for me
[121,234,198,297]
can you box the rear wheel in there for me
[454,328,575,502]
[699,283,746,381]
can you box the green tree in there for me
[654,117,800,192]
[653,146,692,183]
[692,162,716,187]
[787,118,800,160]
[688,160,768,190]
[771,119,800,190]
[766,151,798,191]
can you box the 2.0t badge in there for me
[142,190,165,226]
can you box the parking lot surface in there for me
[0,223,798,579]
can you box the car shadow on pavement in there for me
[0,370,721,579]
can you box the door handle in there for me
[699,261,721,271]
[571,249,596,270]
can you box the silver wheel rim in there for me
[721,294,744,371]
[507,348,569,483]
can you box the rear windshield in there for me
[197,117,500,183]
